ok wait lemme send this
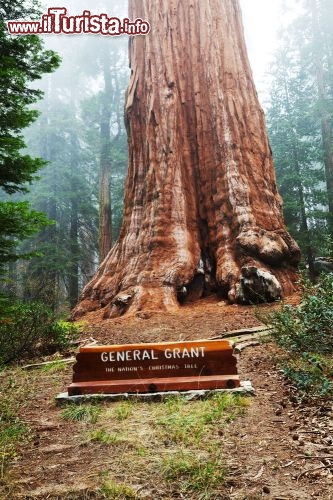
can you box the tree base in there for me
[72,264,298,320]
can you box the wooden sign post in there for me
[68,339,240,396]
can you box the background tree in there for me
[267,41,326,275]
[20,63,100,310]
[74,0,300,320]
[78,33,129,262]
[0,1,60,271]
[307,0,333,235]
[267,0,333,269]
[11,2,129,311]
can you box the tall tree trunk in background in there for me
[99,54,113,261]
[68,132,80,308]
[28,81,59,311]
[73,0,300,319]
[43,182,58,311]
[309,0,333,236]
[282,77,315,277]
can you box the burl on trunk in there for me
[73,0,300,319]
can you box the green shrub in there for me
[282,361,332,396]
[267,273,333,396]
[0,299,80,365]
[269,273,333,354]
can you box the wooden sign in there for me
[68,339,240,396]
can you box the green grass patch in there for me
[162,450,225,494]
[113,401,134,421]
[156,393,248,444]
[88,428,126,445]
[99,480,139,499]
[0,370,34,477]
[40,360,69,373]
[61,403,101,424]
[89,393,249,497]
[0,420,27,478]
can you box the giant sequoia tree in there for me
[73,0,300,319]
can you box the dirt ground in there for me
[1,295,332,499]
[79,295,300,345]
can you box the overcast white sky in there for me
[41,0,290,104]
[241,0,283,102]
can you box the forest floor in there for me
[1,296,333,500]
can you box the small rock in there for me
[263,485,270,494]
[292,434,299,440]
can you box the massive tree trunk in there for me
[73,0,300,319]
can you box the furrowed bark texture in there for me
[73,0,300,319]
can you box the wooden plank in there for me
[68,374,240,395]
[22,358,75,370]
[210,325,272,340]
[234,341,260,353]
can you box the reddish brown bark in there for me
[73,0,300,319]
